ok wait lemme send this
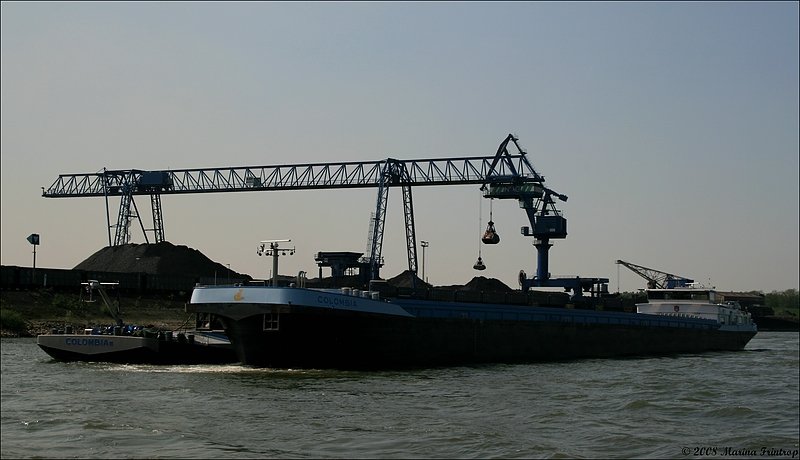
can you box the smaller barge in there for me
[37,326,236,365]
[37,281,237,365]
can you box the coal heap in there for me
[462,276,512,292]
[75,242,252,280]
[72,243,511,292]
[382,271,512,292]
[306,275,367,289]
[386,270,431,289]
[437,276,513,292]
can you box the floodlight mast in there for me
[257,239,295,287]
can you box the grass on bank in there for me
[0,309,27,335]
[765,289,799,318]
[1,288,192,336]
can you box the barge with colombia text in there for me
[38,280,236,364]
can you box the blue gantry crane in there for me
[42,134,607,297]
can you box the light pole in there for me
[257,239,295,287]
[27,233,40,271]
[420,240,429,283]
[226,264,231,284]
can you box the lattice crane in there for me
[615,259,694,289]
[44,137,535,280]
[42,134,607,296]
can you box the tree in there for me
[765,289,799,317]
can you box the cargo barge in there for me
[187,283,756,370]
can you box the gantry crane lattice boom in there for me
[42,141,544,281]
[42,135,608,297]
[43,155,540,198]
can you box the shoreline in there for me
[1,288,193,338]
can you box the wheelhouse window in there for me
[649,290,712,301]
[263,313,280,331]
[691,291,712,301]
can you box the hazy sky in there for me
[2,2,798,293]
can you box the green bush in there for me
[52,294,80,311]
[0,309,28,334]
[81,300,108,317]
[765,289,800,317]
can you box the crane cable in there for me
[474,190,486,270]
[477,191,482,259]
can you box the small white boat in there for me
[637,287,757,332]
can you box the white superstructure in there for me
[637,288,756,332]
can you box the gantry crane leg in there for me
[113,190,156,246]
[113,190,134,246]
[369,178,390,280]
[401,184,418,275]
[151,193,165,243]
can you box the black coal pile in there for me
[306,275,367,289]
[386,270,431,289]
[437,276,512,292]
[384,272,510,292]
[461,276,512,292]
[74,242,252,280]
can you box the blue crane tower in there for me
[42,135,607,298]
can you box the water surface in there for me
[2,332,798,458]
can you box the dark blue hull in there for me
[217,304,756,370]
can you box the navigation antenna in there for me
[258,239,295,287]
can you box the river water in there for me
[1,332,798,459]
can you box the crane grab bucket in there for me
[482,221,500,245]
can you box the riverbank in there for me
[1,289,191,337]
